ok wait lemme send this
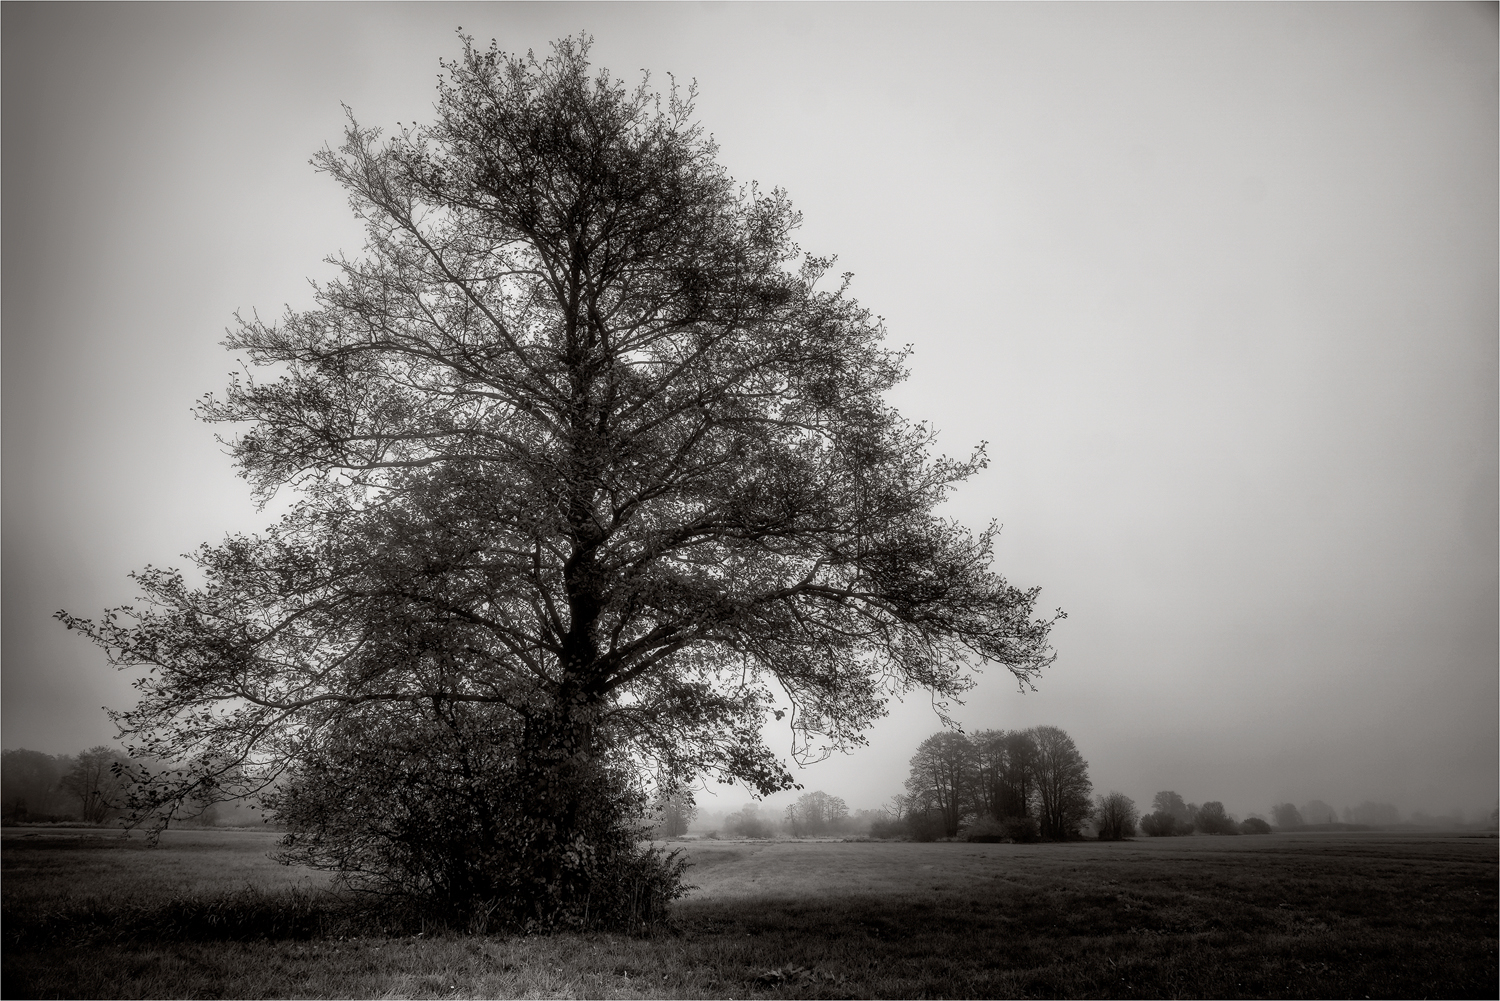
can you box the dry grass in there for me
[3,826,1495,998]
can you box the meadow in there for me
[2,826,1495,999]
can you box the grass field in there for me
[3,826,1495,999]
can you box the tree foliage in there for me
[3,746,138,824]
[1140,790,1195,836]
[57,35,1059,924]
[1151,790,1192,825]
[1138,810,1177,837]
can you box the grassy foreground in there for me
[3,827,1495,999]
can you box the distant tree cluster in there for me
[1137,791,1268,836]
[884,726,1092,842]
[1268,799,1360,830]
[784,790,851,837]
[1301,799,1340,826]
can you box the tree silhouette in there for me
[1094,791,1137,840]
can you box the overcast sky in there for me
[4,3,1495,822]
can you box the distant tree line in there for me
[652,744,1499,843]
[1136,791,1269,836]
[2,747,261,828]
[653,789,884,840]
[1267,799,1492,830]
[2,747,131,824]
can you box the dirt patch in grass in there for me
[3,828,1494,998]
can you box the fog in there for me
[4,4,1494,826]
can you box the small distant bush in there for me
[1239,817,1272,835]
[868,816,908,840]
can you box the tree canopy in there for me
[58,35,1058,922]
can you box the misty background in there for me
[4,3,1495,824]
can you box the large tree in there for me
[59,36,1057,924]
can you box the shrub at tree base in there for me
[1001,815,1042,842]
[959,815,1040,843]
[266,711,687,931]
[959,816,1007,842]
[1239,817,1272,835]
